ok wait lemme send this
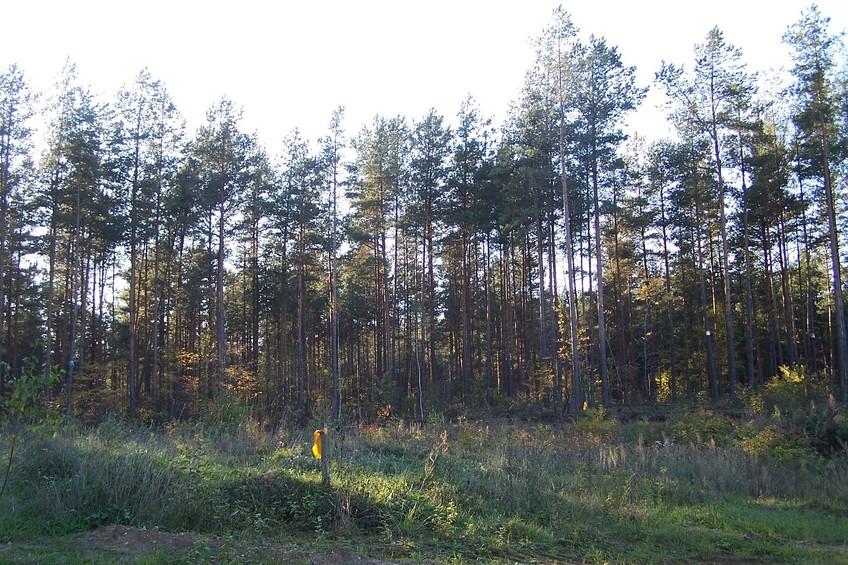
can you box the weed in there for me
[3,410,848,563]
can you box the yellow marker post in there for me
[312,429,330,485]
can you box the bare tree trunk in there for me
[0,103,10,395]
[740,140,758,388]
[659,180,678,401]
[66,180,82,417]
[762,223,781,378]
[557,44,581,414]
[536,207,548,373]
[821,143,848,402]
[297,228,306,422]
[591,150,611,407]
[710,112,737,399]
[695,204,719,400]
[484,236,494,400]
[461,232,473,406]
[279,238,289,412]
[778,215,798,366]
[797,163,817,375]
[216,186,227,390]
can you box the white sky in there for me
[2,0,846,149]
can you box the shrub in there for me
[669,410,736,446]
[738,424,817,460]
[762,365,828,410]
[571,407,619,439]
[805,402,848,456]
[0,360,61,500]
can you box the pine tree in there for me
[190,98,255,392]
[657,27,756,399]
[0,64,35,397]
[784,5,848,402]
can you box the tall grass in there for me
[2,413,847,563]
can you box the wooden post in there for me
[313,429,331,485]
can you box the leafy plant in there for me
[670,410,736,446]
[570,406,619,439]
[763,365,828,410]
[0,359,61,499]
[739,424,817,460]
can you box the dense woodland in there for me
[0,6,847,424]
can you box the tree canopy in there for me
[0,5,846,423]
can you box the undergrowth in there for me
[1,397,847,563]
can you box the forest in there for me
[0,4,847,426]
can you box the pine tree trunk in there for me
[591,154,611,408]
[695,207,719,400]
[216,187,227,390]
[819,127,848,402]
[740,143,758,389]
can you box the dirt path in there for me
[1,525,409,564]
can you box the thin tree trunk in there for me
[696,203,719,400]
[484,236,494,400]
[763,222,780,378]
[461,232,473,406]
[536,205,548,371]
[557,43,581,414]
[66,180,82,417]
[128,99,143,418]
[297,229,305,422]
[740,138,758,388]
[279,238,289,412]
[659,180,678,401]
[778,214,798,366]
[0,103,10,394]
[330,176,340,422]
[710,115,738,399]
[591,150,611,407]
[817,120,848,402]
[216,185,227,389]
[797,161,817,375]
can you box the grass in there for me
[1,409,847,564]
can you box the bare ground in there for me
[0,525,409,564]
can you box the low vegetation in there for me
[2,390,848,563]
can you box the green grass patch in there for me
[1,412,847,563]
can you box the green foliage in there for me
[3,411,848,563]
[739,424,818,460]
[10,431,191,533]
[669,410,736,446]
[200,389,253,433]
[0,359,62,499]
[762,365,829,410]
[739,366,848,458]
[570,406,619,439]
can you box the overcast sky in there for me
[2,0,846,148]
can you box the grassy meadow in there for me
[2,393,848,563]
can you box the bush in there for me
[762,365,828,410]
[570,407,618,439]
[670,410,736,446]
[0,360,61,500]
[804,402,848,456]
[738,424,817,460]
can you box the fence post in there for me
[313,429,331,485]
